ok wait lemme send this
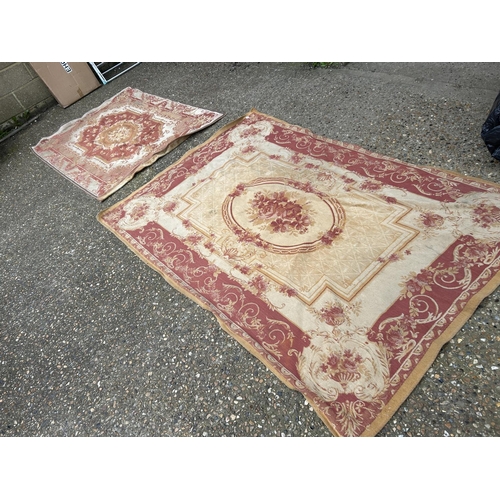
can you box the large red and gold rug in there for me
[33,87,223,200]
[98,110,500,436]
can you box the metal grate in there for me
[89,62,140,84]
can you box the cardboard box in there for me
[30,62,101,108]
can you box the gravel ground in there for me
[1,62,499,438]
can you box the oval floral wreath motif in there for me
[222,177,346,254]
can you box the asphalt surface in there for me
[1,62,499,437]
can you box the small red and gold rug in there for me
[33,87,223,200]
[98,110,500,436]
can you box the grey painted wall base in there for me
[0,62,56,140]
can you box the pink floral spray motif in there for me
[128,202,149,222]
[320,349,364,386]
[314,300,360,328]
[319,303,347,326]
[400,269,435,298]
[473,202,500,228]
[297,330,390,405]
[419,211,445,229]
[247,190,314,235]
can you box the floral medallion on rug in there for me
[32,87,223,200]
[98,110,500,436]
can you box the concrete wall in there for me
[0,62,56,139]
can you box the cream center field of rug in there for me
[98,110,500,436]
